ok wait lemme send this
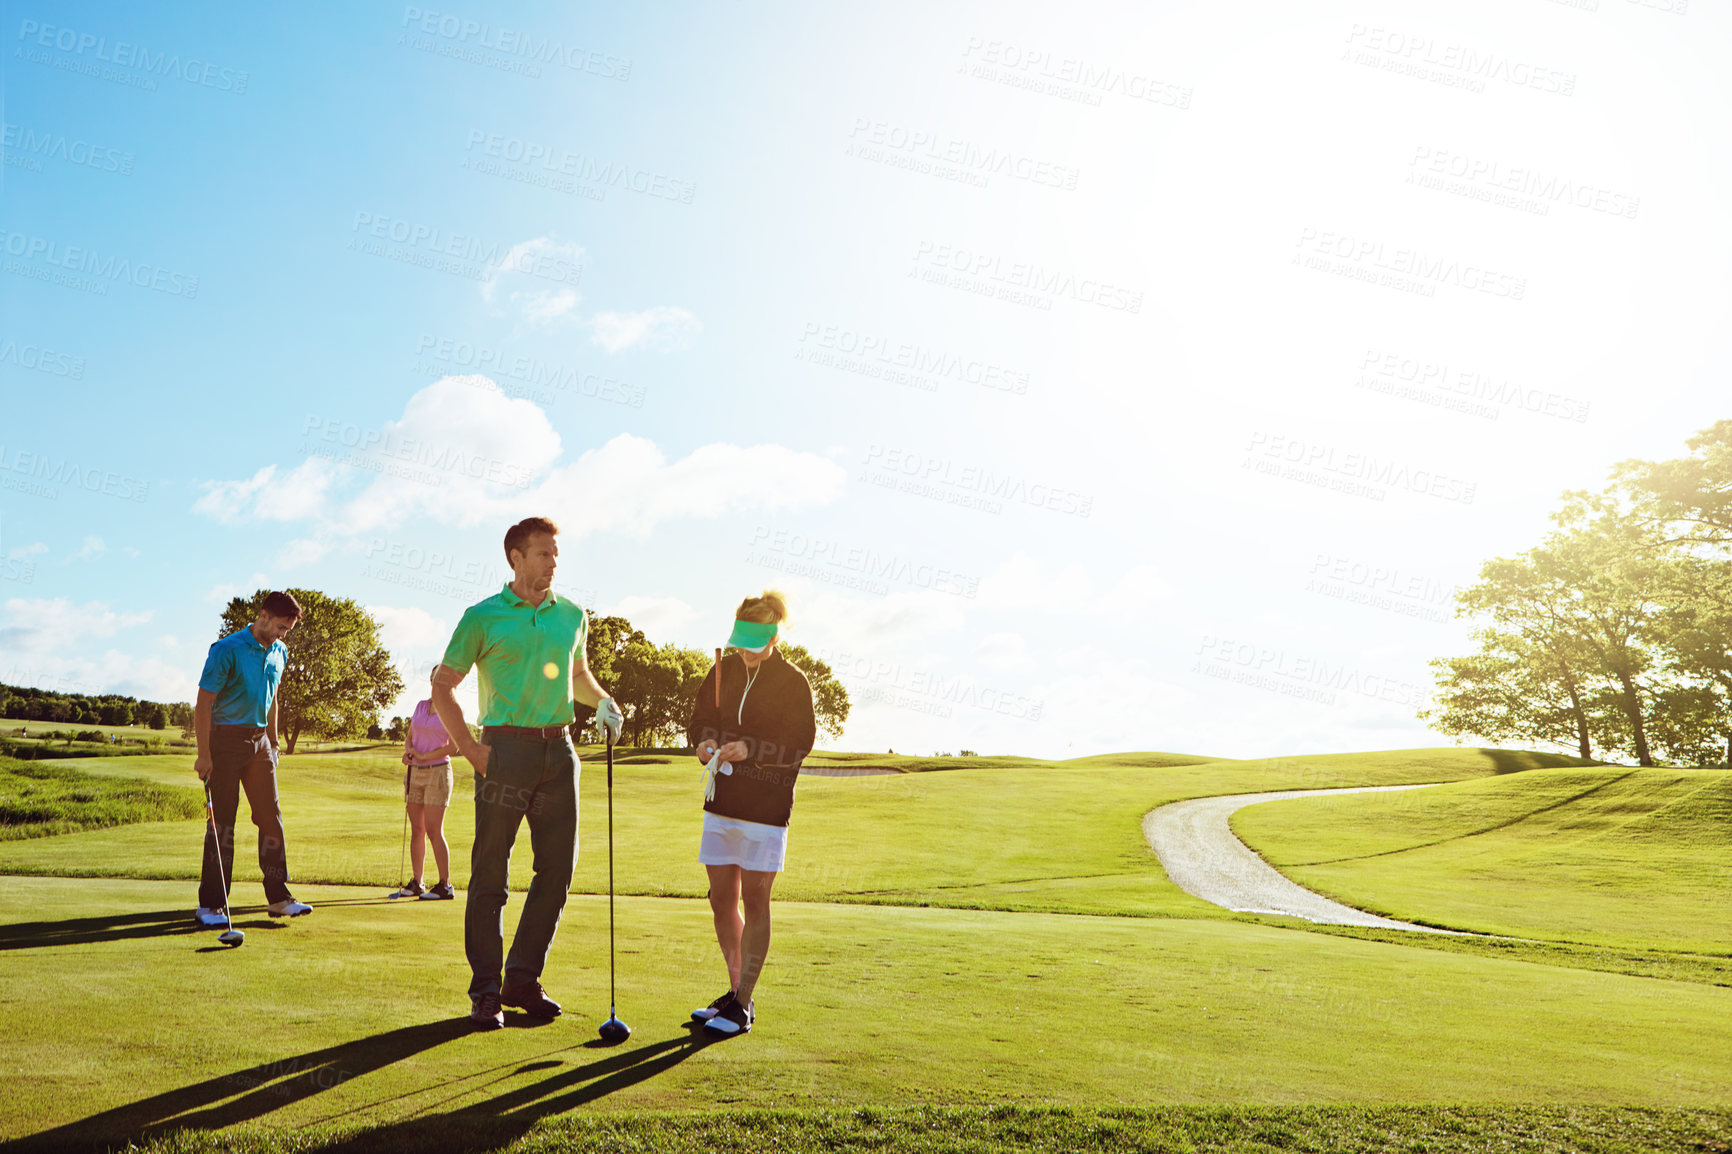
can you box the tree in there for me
[218,588,404,754]
[1423,629,1599,760]
[780,643,850,742]
[99,701,134,727]
[385,715,408,742]
[611,641,710,747]
[141,702,168,730]
[1614,419,1732,545]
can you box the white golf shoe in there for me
[194,907,227,927]
[267,899,312,917]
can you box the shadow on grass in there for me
[0,897,408,953]
[6,1019,717,1153]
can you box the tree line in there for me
[1425,420,1732,766]
[0,683,189,730]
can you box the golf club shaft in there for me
[606,731,616,1013]
[205,786,234,933]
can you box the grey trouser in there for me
[198,725,293,909]
[465,731,579,998]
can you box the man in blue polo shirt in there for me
[431,516,624,1030]
[193,589,312,925]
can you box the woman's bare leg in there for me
[407,802,426,883]
[424,803,450,883]
[705,864,743,990]
[734,868,778,1007]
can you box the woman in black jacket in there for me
[686,590,816,1037]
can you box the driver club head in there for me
[217,929,245,947]
[597,1015,631,1044]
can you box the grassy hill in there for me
[1232,766,1732,953]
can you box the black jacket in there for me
[687,650,817,828]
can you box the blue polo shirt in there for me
[199,626,288,726]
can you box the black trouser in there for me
[198,725,293,909]
[465,730,579,998]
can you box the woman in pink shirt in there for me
[399,697,458,899]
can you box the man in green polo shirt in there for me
[431,515,624,1030]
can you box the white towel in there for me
[701,752,734,802]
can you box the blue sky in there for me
[2,0,1727,758]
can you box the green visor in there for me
[727,619,779,652]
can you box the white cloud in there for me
[513,287,581,323]
[606,595,701,641]
[192,458,339,525]
[191,383,842,542]
[205,574,272,606]
[7,541,48,560]
[0,598,153,655]
[589,306,700,353]
[68,536,107,562]
[193,465,276,524]
[277,537,333,568]
[482,235,585,311]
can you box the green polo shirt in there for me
[441,583,587,728]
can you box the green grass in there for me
[72,1106,1732,1154]
[2,875,1729,1150]
[0,756,203,840]
[1,745,1726,1151]
[1231,767,1732,953]
[0,748,1568,920]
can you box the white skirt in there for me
[697,811,788,873]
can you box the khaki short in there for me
[405,762,454,807]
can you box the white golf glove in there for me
[595,697,623,743]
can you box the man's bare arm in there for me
[431,664,489,776]
[267,695,280,751]
[193,689,215,781]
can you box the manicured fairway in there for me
[1232,767,1732,952]
[0,748,1579,919]
[1,746,1724,1152]
[2,874,1729,1150]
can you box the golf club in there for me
[597,730,630,1044]
[388,764,413,898]
[204,786,245,948]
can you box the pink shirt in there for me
[408,700,450,758]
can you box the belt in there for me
[483,724,571,741]
[408,758,451,768]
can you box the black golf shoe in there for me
[469,993,504,1030]
[419,881,454,900]
[704,997,753,1036]
[501,979,561,1019]
[691,990,735,1022]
